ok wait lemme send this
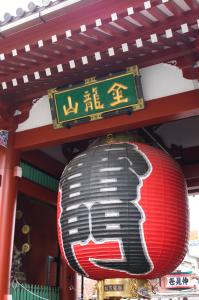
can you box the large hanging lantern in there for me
[57,142,188,280]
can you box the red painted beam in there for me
[18,177,57,206]
[182,162,199,194]
[2,13,199,85]
[185,0,199,10]
[182,67,199,80]
[187,178,199,191]
[188,189,199,194]
[1,1,199,86]
[174,145,199,164]
[15,89,199,151]
[147,6,169,22]
[128,13,154,28]
[183,163,199,180]
[0,130,19,298]
[21,150,64,178]
[0,0,145,53]
[1,38,198,105]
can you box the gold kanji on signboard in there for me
[108,82,129,107]
[83,87,104,112]
[63,96,78,116]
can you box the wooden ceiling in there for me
[0,0,199,109]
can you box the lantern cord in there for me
[13,279,49,300]
[142,128,170,155]
[81,275,84,300]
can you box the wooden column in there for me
[59,256,76,300]
[0,128,20,299]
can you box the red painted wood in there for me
[0,0,198,296]
[0,0,143,54]
[173,31,191,45]
[21,150,64,178]
[14,89,199,151]
[183,67,199,80]
[16,196,58,285]
[174,145,199,165]
[187,178,199,191]
[0,3,199,105]
[1,1,199,92]
[59,257,76,300]
[132,41,197,67]
[183,163,199,180]
[163,1,184,17]
[0,129,19,299]
[129,13,155,28]
[18,178,57,206]
[185,0,199,10]
[1,35,198,106]
[177,55,199,80]
[148,6,169,22]
[188,188,199,194]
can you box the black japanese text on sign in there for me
[49,66,144,129]
[166,275,191,289]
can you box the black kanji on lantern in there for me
[59,143,152,276]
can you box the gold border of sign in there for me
[49,65,144,129]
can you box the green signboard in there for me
[49,66,144,129]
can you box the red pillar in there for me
[0,129,20,299]
[60,256,76,300]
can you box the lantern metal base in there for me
[95,278,153,300]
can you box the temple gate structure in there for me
[0,0,199,299]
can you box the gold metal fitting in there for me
[22,243,31,253]
[22,225,30,234]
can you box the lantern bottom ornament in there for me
[95,278,153,300]
[57,139,188,280]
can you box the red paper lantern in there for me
[57,142,188,280]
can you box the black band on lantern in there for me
[59,143,153,276]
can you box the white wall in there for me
[140,63,198,101]
[17,63,199,132]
